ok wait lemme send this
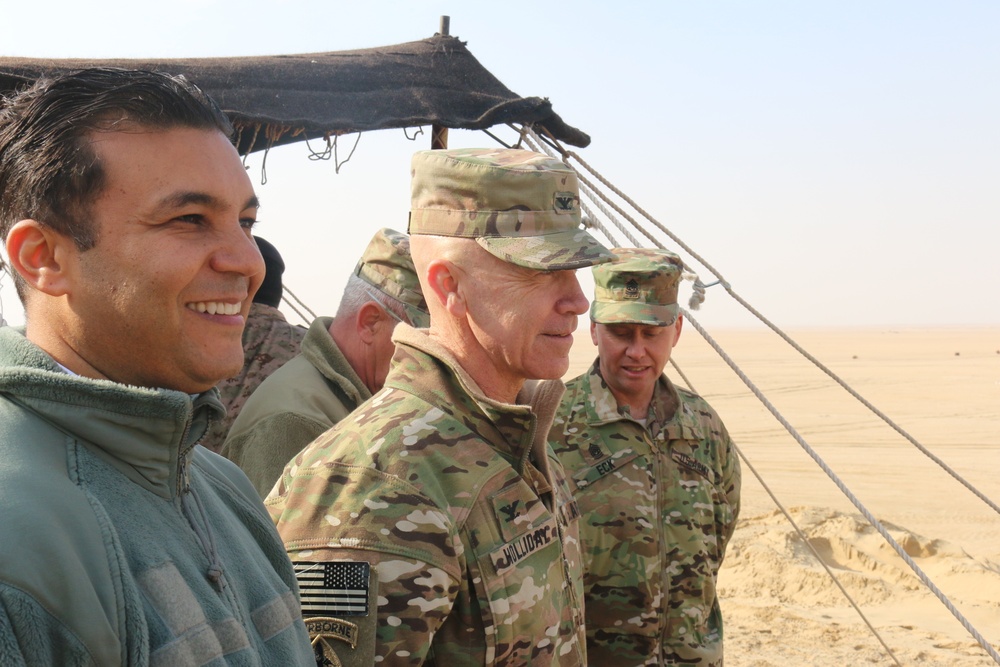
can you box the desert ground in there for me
[566,325,1000,666]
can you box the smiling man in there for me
[0,69,313,665]
[550,247,741,667]
[268,148,613,666]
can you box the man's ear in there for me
[425,259,466,317]
[5,220,74,297]
[355,301,385,345]
[590,319,599,346]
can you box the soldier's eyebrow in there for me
[155,191,260,212]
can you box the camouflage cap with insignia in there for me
[408,147,613,270]
[354,228,430,328]
[591,247,684,326]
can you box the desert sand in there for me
[566,326,1000,666]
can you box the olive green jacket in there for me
[222,316,370,497]
[201,303,306,452]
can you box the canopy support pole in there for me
[432,15,451,149]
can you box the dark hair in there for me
[0,68,233,298]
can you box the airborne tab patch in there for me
[306,616,359,647]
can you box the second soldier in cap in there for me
[267,148,613,666]
[223,228,429,497]
[550,247,741,666]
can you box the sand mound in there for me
[720,507,1000,666]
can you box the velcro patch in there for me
[306,617,359,648]
[490,517,558,573]
[490,483,547,543]
[553,191,579,214]
[298,563,378,667]
[672,451,712,480]
[559,498,581,526]
[572,450,644,490]
[294,561,370,617]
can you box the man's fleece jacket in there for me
[0,326,314,666]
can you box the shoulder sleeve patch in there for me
[299,562,378,667]
[295,561,370,617]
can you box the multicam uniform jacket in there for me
[551,361,741,667]
[267,325,586,666]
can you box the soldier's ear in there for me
[356,301,383,344]
[425,259,466,317]
[5,219,76,297]
[590,319,599,346]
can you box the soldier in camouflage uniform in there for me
[267,148,614,666]
[223,228,429,497]
[201,236,306,452]
[550,248,741,666]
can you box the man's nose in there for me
[213,226,265,283]
[558,271,590,316]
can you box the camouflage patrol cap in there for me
[591,247,684,326]
[354,228,430,328]
[408,147,613,270]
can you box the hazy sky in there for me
[1,1,997,329]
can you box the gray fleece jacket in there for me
[0,326,314,666]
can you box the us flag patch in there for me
[294,561,370,617]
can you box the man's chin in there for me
[532,360,570,381]
[183,352,245,393]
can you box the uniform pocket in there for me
[466,482,583,666]
[572,453,663,638]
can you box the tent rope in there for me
[566,148,728,281]
[516,125,1000,661]
[281,285,317,325]
[332,133,362,174]
[530,129,1000,521]
[522,134,636,247]
[670,356,904,665]
[682,308,1000,665]
[579,202,622,249]
[524,130,711,310]
[719,289,1000,518]
[279,296,310,326]
[666,358,697,393]
[579,178,642,247]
